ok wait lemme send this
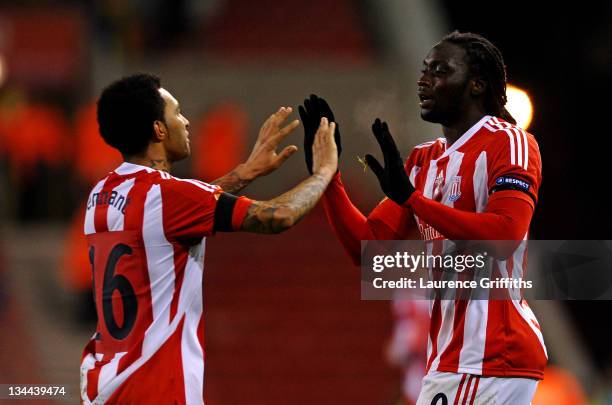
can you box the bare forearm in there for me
[241,172,333,234]
[210,164,254,194]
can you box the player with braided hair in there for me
[441,31,516,125]
[301,32,545,404]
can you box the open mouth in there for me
[418,94,434,108]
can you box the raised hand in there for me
[244,106,300,177]
[311,117,338,176]
[211,107,299,194]
[299,94,342,174]
[365,119,414,205]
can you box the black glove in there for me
[298,94,342,174]
[365,118,414,205]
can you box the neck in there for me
[126,146,171,172]
[442,108,487,146]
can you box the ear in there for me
[471,77,487,97]
[152,120,167,142]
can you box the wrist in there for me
[234,163,257,182]
[402,189,421,207]
[313,166,335,179]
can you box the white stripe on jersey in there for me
[422,160,440,199]
[93,302,187,403]
[442,152,464,207]
[429,299,456,372]
[414,140,437,149]
[80,351,97,402]
[178,178,217,193]
[85,179,107,235]
[107,178,136,232]
[511,298,548,359]
[472,152,488,213]
[487,117,531,170]
[505,129,516,166]
[483,123,499,133]
[114,162,154,175]
[181,248,205,403]
[98,352,127,395]
[457,300,488,375]
[409,166,421,188]
[142,185,176,330]
[513,128,523,168]
[520,128,529,170]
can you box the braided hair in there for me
[442,31,516,124]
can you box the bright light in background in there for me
[506,84,533,130]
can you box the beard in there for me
[420,80,470,126]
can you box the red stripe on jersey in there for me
[116,175,155,374]
[169,245,188,321]
[197,314,205,351]
[108,317,187,404]
[453,374,467,405]
[438,300,468,371]
[507,255,515,278]
[425,299,442,373]
[87,354,114,401]
[93,174,117,232]
[469,376,480,405]
[461,375,474,405]
[482,300,507,374]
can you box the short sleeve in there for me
[487,129,542,208]
[159,178,221,242]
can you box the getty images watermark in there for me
[361,240,612,300]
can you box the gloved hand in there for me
[365,118,414,205]
[299,94,342,174]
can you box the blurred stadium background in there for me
[0,0,610,404]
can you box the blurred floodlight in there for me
[506,84,533,130]
[0,54,6,87]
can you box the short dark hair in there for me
[97,73,165,156]
[442,31,517,124]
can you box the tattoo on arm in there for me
[211,170,252,194]
[241,173,331,234]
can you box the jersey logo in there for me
[495,176,530,191]
[448,176,462,202]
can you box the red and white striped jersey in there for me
[406,115,547,379]
[80,162,240,404]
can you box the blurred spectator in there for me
[73,101,122,185]
[532,365,588,405]
[192,102,247,181]
[386,298,429,405]
[61,205,96,324]
[0,87,72,220]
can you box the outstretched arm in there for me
[299,96,416,265]
[240,118,338,234]
[322,173,418,265]
[211,107,299,194]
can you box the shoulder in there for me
[157,174,221,200]
[406,137,446,166]
[481,117,542,182]
[482,117,539,150]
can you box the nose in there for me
[417,75,431,88]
